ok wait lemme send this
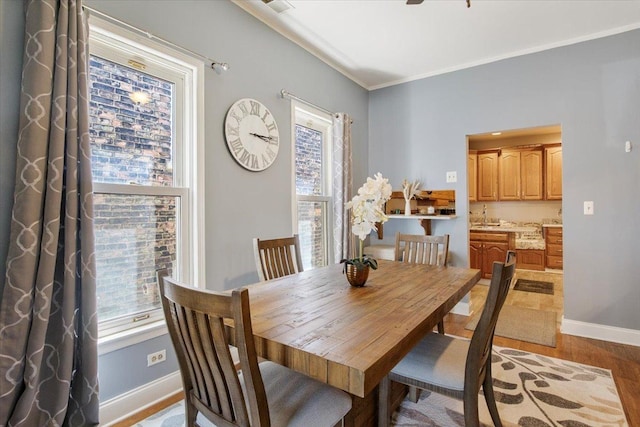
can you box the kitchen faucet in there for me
[482,204,487,226]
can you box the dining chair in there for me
[253,234,303,281]
[395,232,449,266]
[157,270,352,427]
[378,253,516,427]
[506,249,518,288]
[395,232,449,334]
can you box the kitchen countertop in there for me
[470,224,539,233]
[542,223,563,228]
[470,222,547,250]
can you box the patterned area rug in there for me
[514,279,554,295]
[137,346,627,427]
[393,346,627,426]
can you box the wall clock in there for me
[224,98,280,171]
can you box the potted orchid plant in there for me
[341,173,392,286]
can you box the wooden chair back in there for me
[253,234,303,281]
[465,253,516,401]
[395,232,450,266]
[157,270,269,427]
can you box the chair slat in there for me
[193,312,223,414]
[253,235,303,281]
[175,305,208,402]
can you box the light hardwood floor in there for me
[118,269,640,426]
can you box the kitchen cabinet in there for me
[468,151,477,202]
[545,145,563,200]
[499,148,543,201]
[477,151,498,201]
[545,227,563,269]
[516,249,545,271]
[470,231,513,279]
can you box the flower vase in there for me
[404,198,412,216]
[345,263,370,287]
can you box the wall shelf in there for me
[377,215,457,238]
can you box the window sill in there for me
[98,320,168,356]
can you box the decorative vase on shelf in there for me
[404,198,412,216]
[345,262,370,287]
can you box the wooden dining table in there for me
[240,259,481,425]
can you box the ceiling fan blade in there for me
[406,0,424,4]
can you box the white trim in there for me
[192,55,206,289]
[369,22,640,91]
[290,103,298,235]
[89,16,205,339]
[98,321,168,355]
[230,0,368,90]
[99,371,182,426]
[561,316,640,347]
[93,183,188,197]
[450,300,470,316]
[231,1,640,91]
[292,101,335,266]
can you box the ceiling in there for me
[232,0,640,90]
[469,124,561,143]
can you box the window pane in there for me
[295,124,323,196]
[89,55,174,187]
[94,193,177,322]
[297,200,326,270]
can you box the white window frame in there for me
[291,101,334,268]
[89,17,204,353]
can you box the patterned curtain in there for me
[332,113,353,262]
[0,0,99,425]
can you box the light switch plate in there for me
[584,201,594,215]
[446,171,457,183]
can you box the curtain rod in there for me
[83,6,229,72]
[281,90,354,123]
[280,89,335,117]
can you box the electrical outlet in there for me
[583,201,594,215]
[446,171,457,183]
[147,349,166,367]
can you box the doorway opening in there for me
[467,124,563,329]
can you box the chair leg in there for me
[483,369,503,427]
[463,388,481,427]
[185,399,197,426]
[437,320,445,334]
[377,375,391,427]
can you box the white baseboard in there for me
[99,371,182,426]
[450,301,470,316]
[561,316,640,347]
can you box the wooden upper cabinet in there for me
[521,150,543,200]
[468,151,477,202]
[545,145,563,200]
[498,150,521,200]
[498,149,543,201]
[477,151,498,201]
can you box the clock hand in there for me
[250,132,276,144]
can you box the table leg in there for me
[377,375,390,427]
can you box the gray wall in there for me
[369,30,640,331]
[1,0,368,403]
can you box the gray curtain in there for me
[332,113,353,262]
[0,0,99,425]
